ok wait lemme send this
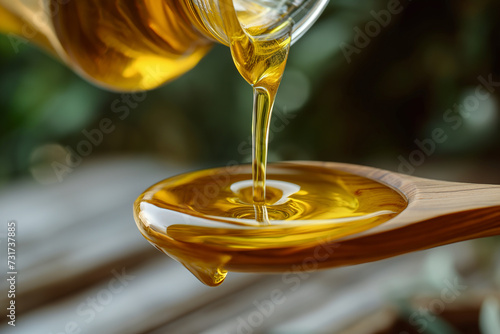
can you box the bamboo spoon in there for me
[135,161,500,285]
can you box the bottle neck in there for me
[183,0,330,46]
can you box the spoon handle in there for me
[310,161,500,237]
[326,204,500,269]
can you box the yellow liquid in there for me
[133,1,408,286]
[0,0,292,91]
[219,0,292,204]
[1,1,408,285]
[134,163,407,286]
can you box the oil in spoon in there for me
[134,163,408,286]
[134,0,408,286]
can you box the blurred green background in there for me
[1,0,499,185]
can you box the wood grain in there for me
[1,158,498,334]
[289,161,500,267]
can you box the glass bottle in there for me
[0,0,328,91]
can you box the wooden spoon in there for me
[135,161,500,286]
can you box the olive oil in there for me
[0,0,309,91]
[133,0,408,286]
[134,163,408,286]
[219,0,292,204]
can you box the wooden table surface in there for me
[0,157,498,334]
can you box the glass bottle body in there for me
[0,0,328,91]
